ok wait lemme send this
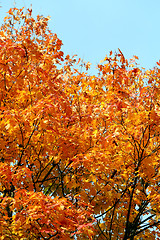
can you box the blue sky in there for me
[1,0,160,74]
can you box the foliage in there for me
[0,7,160,240]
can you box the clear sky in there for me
[1,0,160,74]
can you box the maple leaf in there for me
[0,6,160,240]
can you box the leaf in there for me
[0,6,159,240]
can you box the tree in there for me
[0,7,160,240]
[0,7,94,239]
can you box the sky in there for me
[1,0,160,74]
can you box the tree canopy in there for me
[0,7,160,240]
